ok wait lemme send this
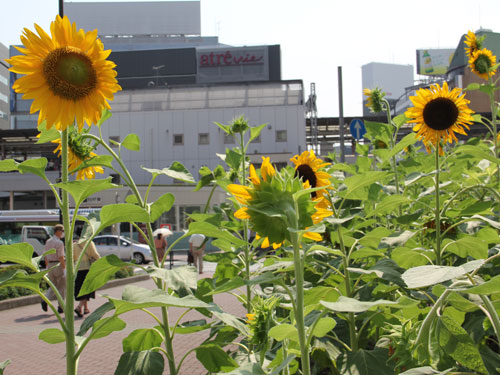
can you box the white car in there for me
[93,235,153,264]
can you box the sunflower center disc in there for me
[423,97,459,131]
[295,164,317,197]
[43,47,97,101]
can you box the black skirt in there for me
[74,269,95,301]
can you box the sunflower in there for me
[464,30,480,59]
[363,87,385,113]
[7,15,121,131]
[290,150,331,199]
[405,82,474,155]
[228,156,331,245]
[469,48,497,80]
[50,128,104,180]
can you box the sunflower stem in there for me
[383,99,402,216]
[239,130,252,314]
[488,78,500,193]
[290,215,310,375]
[61,128,78,375]
[434,143,442,265]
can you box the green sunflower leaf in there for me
[187,221,246,247]
[248,123,267,145]
[71,155,114,174]
[454,145,500,164]
[35,122,60,144]
[402,259,484,289]
[121,133,141,151]
[39,328,66,344]
[466,83,481,91]
[122,328,163,352]
[214,121,231,135]
[385,133,418,160]
[18,158,48,180]
[320,296,398,313]
[0,243,38,271]
[143,161,195,184]
[97,203,151,231]
[149,193,175,222]
[195,344,238,373]
[79,255,134,296]
[0,159,18,172]
[342,171,388,201]
[96,108,112,128]
[54,177,118,207]
[437,315,487,373]
[115,351,164,375]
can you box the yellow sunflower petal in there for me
[8,15,121,131]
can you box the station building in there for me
[2,1,306,230]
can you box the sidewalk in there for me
[0,263,246,375]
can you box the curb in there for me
[0,274,150,311]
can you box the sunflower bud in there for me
[230,116,250,134]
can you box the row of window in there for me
[173,130,287,146]
[109,130,288,147]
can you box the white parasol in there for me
[153,227,173,237]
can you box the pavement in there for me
[0,259,247,375]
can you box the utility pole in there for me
[306,83,319,154]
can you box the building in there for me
[3,1,306,230]
[361,62,414,116]
[447,29,500,113]
[0,42,9,130]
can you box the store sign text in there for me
[199,51,264,67]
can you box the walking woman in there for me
[73,240,100,318]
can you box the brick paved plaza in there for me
[0,269,246,375]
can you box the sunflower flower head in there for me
[51,127,104,180]
[469,48,497,80]
[7,15,121,132]
[228,156,331,245]
[464,30,482,59]
[363,87,386,113]
[405,82,474,155]
[290,150,331,199]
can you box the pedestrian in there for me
[73,240,100,318]
[189,233,206,274]
[41,224,65,314]
[154,233,167,265]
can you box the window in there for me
[110,174,120,184]
[173,134,184,145]
[26,228,50,244]
[109,136,120,148]
[108,237,118,246]
[198,133,209,145]
[223,133,234,144]
[94,237,107,246]
[276,130,287,142]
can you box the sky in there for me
[1,0,500,117]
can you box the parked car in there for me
[93,235,153,264]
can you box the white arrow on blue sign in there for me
[349,119,366,140]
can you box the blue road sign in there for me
[349,119,366,140]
